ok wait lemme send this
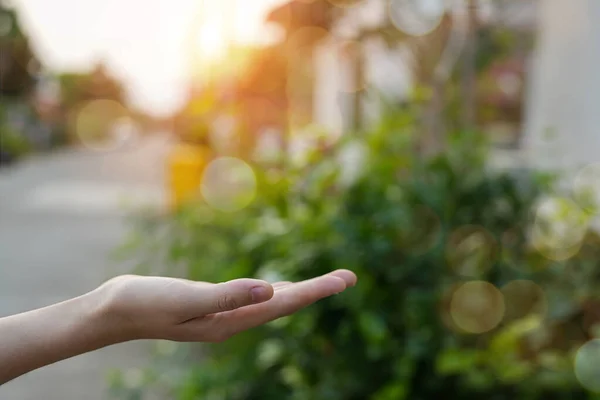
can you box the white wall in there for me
[524,0,600,172]
[313,37,351,135]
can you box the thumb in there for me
[196,279,274,314]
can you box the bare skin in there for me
[0,269,357,384]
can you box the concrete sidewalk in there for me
[0,135,172,399]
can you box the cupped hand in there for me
[97,270,357,343]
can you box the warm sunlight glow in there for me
[12,0,289,115]
[196,20,227,61]
[194,0,288,63]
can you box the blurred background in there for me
[3,0,600,399]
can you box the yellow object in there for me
[168,143,211,210]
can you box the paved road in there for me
[0,134,172,399]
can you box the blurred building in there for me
[523,0,600,172]
[268,0,539,147]
[176,0,541,163]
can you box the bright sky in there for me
[11,0,287,116]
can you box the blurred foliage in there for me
[0,4,35,162]
[0,4,39,97]
[0,4,63,162]
[58,64,125,110]
[112,1,593,399]
[114,107,600,399]
[57,64,142,147]
[0,124,31,158]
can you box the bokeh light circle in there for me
[201,157,257,212]
[446,225,497,278]
[389,0,447,37]
[440,283,463,332]
[69,99,134,152]
[575,340,600,392]
[501,280,547,323]
[573,163,600,215]
[450,281,505,334]
[532,197,589,261]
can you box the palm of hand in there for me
[99,270,357,343]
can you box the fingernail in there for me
[250,286,270,303]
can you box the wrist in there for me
[87,282,138,344]
[81,288,125,347]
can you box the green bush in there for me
[114,111,600,399]
[0,126,31,159]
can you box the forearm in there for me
[0,289,119,384]
[0,271,356,385]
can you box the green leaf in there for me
[371,383,408,400]
[436,349,482,375]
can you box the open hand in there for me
[97,270,357,343]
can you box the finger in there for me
[190,278,274,315]
[274,270,357,293]
[273,281,293,289]
[326,269,357,287]
[217,275,347,337]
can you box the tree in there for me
[0,4,38,98]
[0,4,40,162]
[58,63,125,111]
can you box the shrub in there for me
[0,126,31,161]
[113,112,600,399]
